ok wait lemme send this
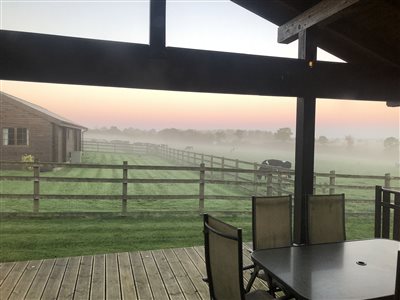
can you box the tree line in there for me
[87,126,399,151]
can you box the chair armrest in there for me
[243,264,255,271]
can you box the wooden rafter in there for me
[278,0,361,44]
[1,30,399,101]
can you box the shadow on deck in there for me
[0,246,268,299]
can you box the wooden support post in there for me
[384,173,391,188]
[33,160,40,213]
[293,29,317,245]
[329,170,336,194]
[313,175,317,194]
[150,0,166,56]
[199,163,205,214]
[122,161,128,214]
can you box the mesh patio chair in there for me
[396,250,400,300]
[246,195,292,295]
[203,214,275,300]
[307,194,346,245]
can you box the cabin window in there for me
[2,128,29,146]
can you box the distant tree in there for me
[317,136,329,145]
[274,127,293,142]
[215,130,226,144]
[235,129,246,141]
[345,135,354,148]
[384,137,399,150]
[108,126,121,135]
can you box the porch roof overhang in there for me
[0,29,399,102]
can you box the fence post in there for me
[201,154,204,164]
[221,157,225,180]
[199,163,205,214]
[33,160,40,213]
[277,171,282,196]
[210,156,214,178]
[122,161,128,214]
[253,163,258,195]
[329,170,336,194]
[267,173,273,196]
[235,159,239,183]
[384,173,391,188]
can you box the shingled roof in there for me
[1,92,87,130]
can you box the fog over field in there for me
[85,127,399,177]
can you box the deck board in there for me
[74,256,92,300]
[0,246,268,300]
[91,254,106,300]
[42,258,69,300]
[105,253,121,300]
[25,259,55,299]
[9,260,41,300]
[57,256,80,300]
[118,252,137,300]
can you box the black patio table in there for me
[251,239,399,300]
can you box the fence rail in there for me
[1,156,399,215]
[1,140,399,215]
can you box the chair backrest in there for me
[396,250,400,300]
[252,195,292,250]
[375,185,400,241]
[307,194,346,244]
[203,214,245,300]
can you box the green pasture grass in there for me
[0,213,374,262]
[0,150,390,262]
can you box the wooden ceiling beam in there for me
[0,30,398,101]
[278,0,361,44]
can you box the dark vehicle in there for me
[257,159,292,179]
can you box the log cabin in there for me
[0,92,87,163]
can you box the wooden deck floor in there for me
[0,246,268,300]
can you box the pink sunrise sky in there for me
[1,80,398,139]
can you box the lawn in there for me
[0,149,392,262]
[0,213,374,262]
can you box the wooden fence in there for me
[1,158,399,214]
[83,140,399,194]
[0,160,278,214]
[1,140,399,215]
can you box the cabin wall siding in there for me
[1,98,54,162]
